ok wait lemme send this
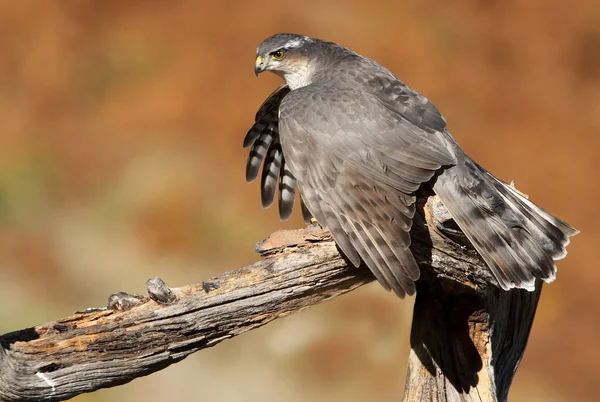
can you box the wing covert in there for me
[278,86,456,296]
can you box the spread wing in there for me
[278,85,457,297]
[244,85,311,221]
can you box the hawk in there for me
[244,33,578,297]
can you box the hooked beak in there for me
[255,55,265,76]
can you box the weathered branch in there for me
[0,196,541,401]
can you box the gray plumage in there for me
[245,33,578,297]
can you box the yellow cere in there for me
[255,55,263,66]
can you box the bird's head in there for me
[255,33,323,90]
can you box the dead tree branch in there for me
[0,196,541,402]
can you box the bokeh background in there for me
[0,0,598,401]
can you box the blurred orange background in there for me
[0,1,598,401]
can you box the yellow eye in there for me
[270,50,285,60]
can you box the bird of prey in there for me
[244,33,578,297]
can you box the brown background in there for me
[0,0,598,401]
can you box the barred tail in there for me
[433,154,578,291]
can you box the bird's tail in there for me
[433,153,578,291]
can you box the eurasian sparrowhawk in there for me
[244,33,578,297]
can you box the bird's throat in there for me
[282,60,315,90]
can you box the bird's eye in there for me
[270,50,286,60]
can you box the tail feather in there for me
[476,162,578,258]
[433,155,577,291]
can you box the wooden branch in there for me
[0,195,541,402]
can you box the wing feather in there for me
[246,133,273,183]
[246,77,456,296]
[245,85,300,220]
[260,139,282,207]
[278,161,297,221]
[300,194,313,224]
[247,60,575,295]
[276,86,456,296]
